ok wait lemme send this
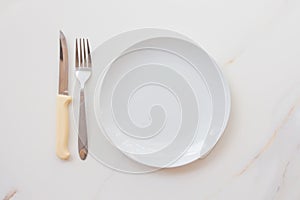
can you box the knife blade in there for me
[59,31,69,95]
[56,30,72,160]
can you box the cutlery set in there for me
[56,31,92,160]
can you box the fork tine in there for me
[75,39,79,68]
[83,39,87,67]
[79,38,83,67]
[87,39,92,67]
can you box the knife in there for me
[56,30,72,160]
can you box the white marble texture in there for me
[1,0,300,199]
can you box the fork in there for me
[75,38,92,160]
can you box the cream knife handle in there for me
[56,94,72,160]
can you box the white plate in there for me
[71,28,230,171]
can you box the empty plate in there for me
[71,28,230,171]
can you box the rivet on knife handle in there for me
[56,94,72,159]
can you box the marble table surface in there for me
[1,0,300,199]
